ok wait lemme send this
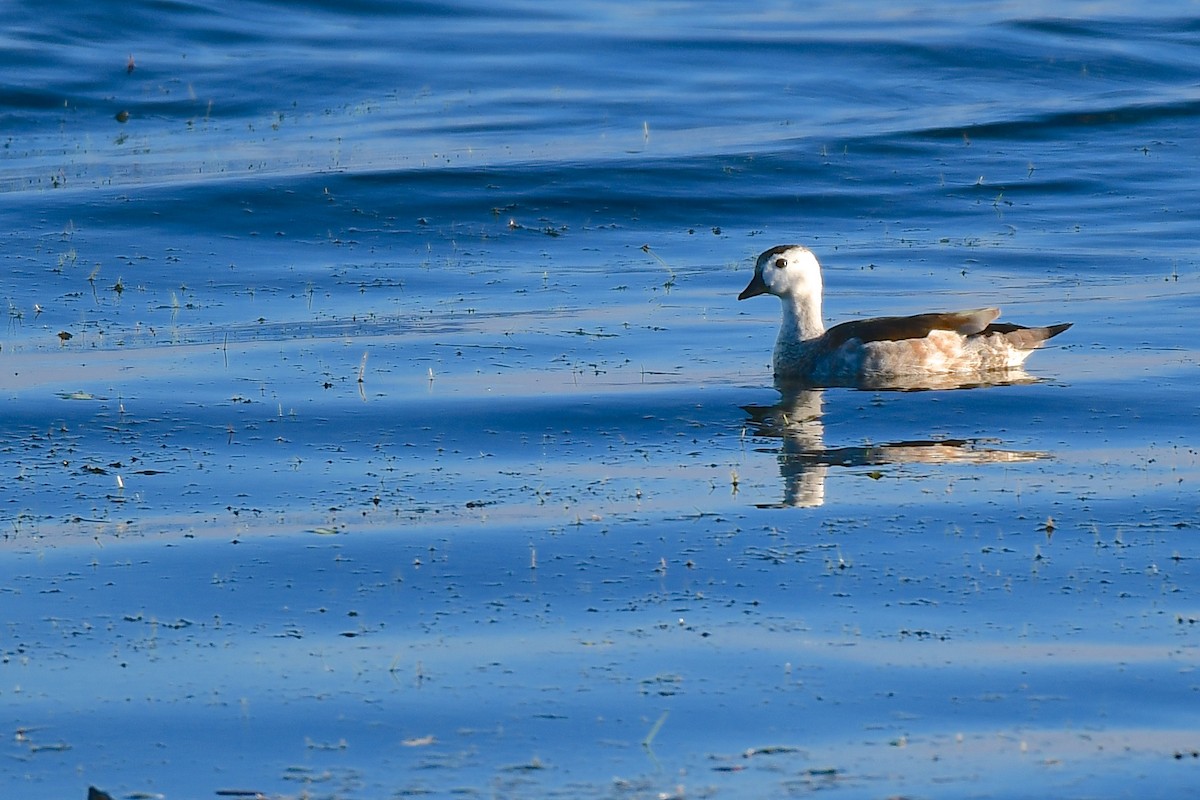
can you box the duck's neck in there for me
[779,291,826,345]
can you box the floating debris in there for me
[401,735,436,747]
[743,745,802,758]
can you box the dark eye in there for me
[774,258,787,269]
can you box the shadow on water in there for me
[743,369,1053,508]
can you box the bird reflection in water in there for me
[742,370,1051,508]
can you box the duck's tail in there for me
[983,321,1073,350]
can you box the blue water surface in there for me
[2,1,1200,798]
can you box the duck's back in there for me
[776,316,1072,384]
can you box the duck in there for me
[738,244,1072,387]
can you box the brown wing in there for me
[823,308,1001,349]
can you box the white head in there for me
[738,244,823,302]
[738,245,826,341]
